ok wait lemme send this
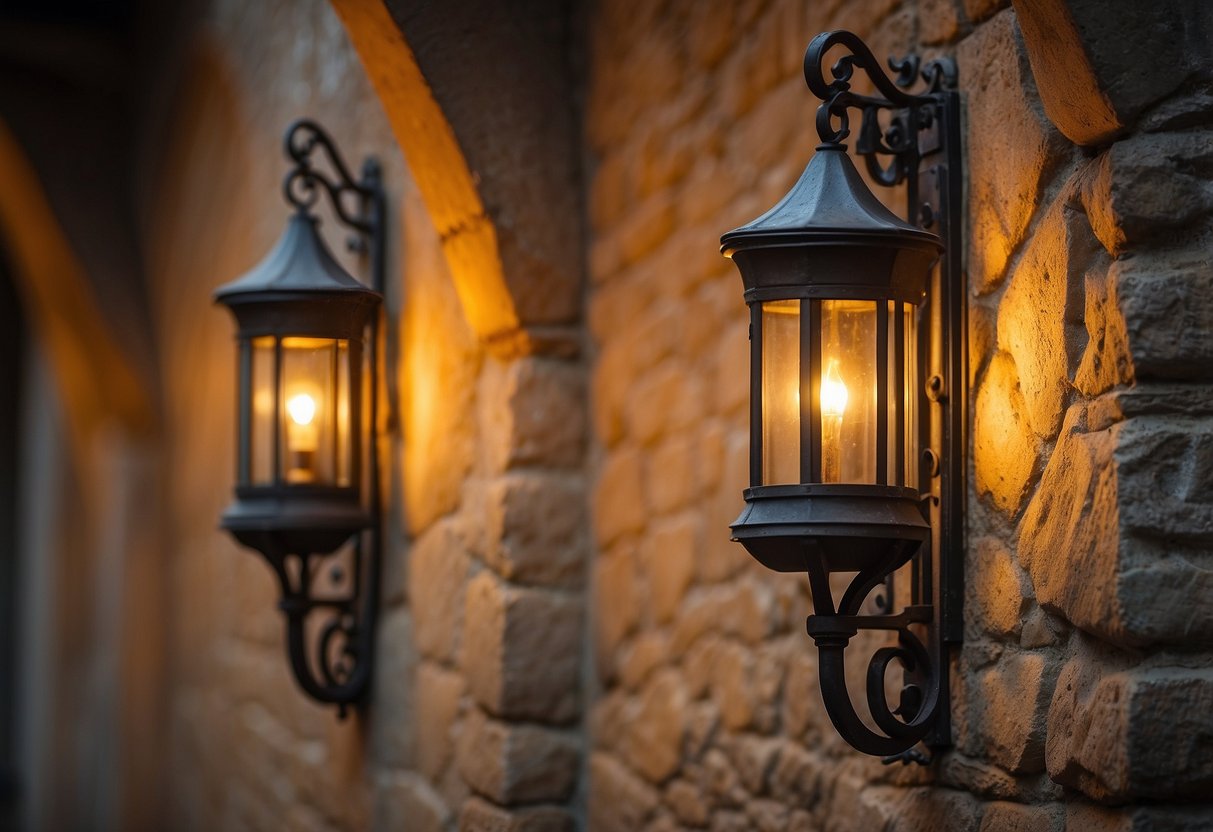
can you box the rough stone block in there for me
[995,193,1095,438]
[459,798,575,832]
[1065,804,1213,832]
[1019,406,1213,646]
[593,445,646,547]
[588,753,661,832]
[1013,0,1210,145]
[479,356,585,472]
[456,709,580,805]
[968,537,1032,640]
[958,9,1069,291]
[416,661,464,781]
[638,514,696,623]
[370,608,417,768]
[1048,649,1213,802]
[484,472,587,587]
[1114,249,1213,381]
[624,360,704,446]
[621,669,688,784]
[1074,259,1130,398]
[593,542,640,679]
[665,777,709,826]
[645,435,696,517]
[961,650,1052,774]
[411,519,472,662]
[979,801,1061,832]
[463,572,582,724]
[973,351,1040,516]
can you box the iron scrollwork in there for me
[276,119,386,716]
[799,34,963,764]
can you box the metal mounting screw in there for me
[926,374,946,402]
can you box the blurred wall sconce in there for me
[721,31,965,762]
[216,119,384,715]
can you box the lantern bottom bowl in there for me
[221,486,370,557]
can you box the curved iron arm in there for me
[282,118,378,233]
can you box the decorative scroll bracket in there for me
[276,119,386,716]
[801,33,965,762]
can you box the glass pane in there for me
[281,337,337,485]
[336,339,351,487]
[761,300,800,485]
[250,336,276,485]
[903,304,919,487]
[821,300,876,484]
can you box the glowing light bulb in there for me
[287,393,316,426]
[821,359,849,418]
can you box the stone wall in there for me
[141,0,588,829]
[585,0,1213,829]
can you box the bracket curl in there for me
[283,119,379,235]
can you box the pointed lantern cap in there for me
[215,212,381,340]
[720,145,942,305]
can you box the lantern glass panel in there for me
[279,336,347,486]
[821,299,876,484]
[250,335,276,485]
[900,303,918,487]
[761,300,800,486]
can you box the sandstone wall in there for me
[585,0,1213,829]
[141,0,588,829]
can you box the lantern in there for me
[215,119,385,713]
[721,31,965,760]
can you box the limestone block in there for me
[960,650,1052,774]
[968,537,1032,640]
[638,514,696,623]
[588,753,662,832]
[621,669,688,783]
[864,785,985,832]
[768,742,824,804]
[479,356,585,472]
[671,580,777,654]
[373,772,450,832]
[645,435,696,517]
[619,631,670,692]
[1065,804,1213,832]
[973,351,1040,516]
[484,472,587,587]
[411,519,472,662]
[964,0,1008,24]
[1083,132,1213,256]
[455,708,580,805]
[747,798,791,832]
[593,446,646,547]
[624,360,705,446]
[462,572,582,724]
[1013,0,1212,145]
[1074,260,1130,398]
[979,801,1062,832]
[1047,650,1213,802]
[958,9,1069,292]
[459,798,575,832]
[416,661,465,781]
[995,194,1096,438]
[1114,249,1213,381]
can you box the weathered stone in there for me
[622,670,688,783]
[624,360,705,446]
[1083,132,1213,256]
[665,778,709,827]
[416,661,464,781]
[369,608,418,768]
[593,446,646,547]
[645,435,697,516]
[1020,405,1213,646]
[484,472,587,587]
[588,753,661,832]
[1074,257,1130,398]
[726,733,781,794]
[618,631,670,692]
[638,514,696,623]
[479,356,585,472]
[411,519,472,662]
[768,742,823,803]
[963,0,1007,24]
[456,709,580,805]
[672,580,777,653]
[968,537,1032,640]
[973,351,1040,515]
[958,9,1069,291]
[1048,650,1213,802]
[463,572,582,724]
[979,801,1061,832]
[961,650,1052,774]
[1013,0,1211,145]
[1114,249,1213,381]
[746,798,790,832]
[996,194,1095,438]
[459,797,575,832]
[1065,803,1213,832]
[881,786,986,832]
[373,772,450,832]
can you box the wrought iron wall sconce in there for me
[216,119,384,715]
[721,31,964,762]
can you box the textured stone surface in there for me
[973,351,1040,515]
[456,709,580,805]
[1013,0,1212,146]
[463,572,582,724]
[958,9,1069,291]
